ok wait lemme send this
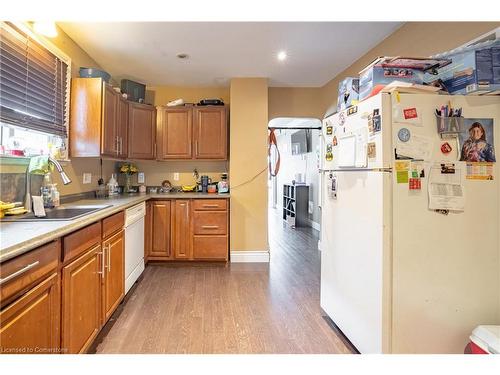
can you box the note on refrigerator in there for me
[396,133,434,161]
[428,162,466,211]
[338,134,356,167]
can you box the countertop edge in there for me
[0,193,230,263]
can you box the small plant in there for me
[120,163,138,175]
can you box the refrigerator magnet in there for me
[398,128,411,142]
[326,126,333,135]
[367,142,376,159]
[441,142,452,154]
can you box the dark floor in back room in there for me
[91,209,355,354]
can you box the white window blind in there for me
[0,22,69,137]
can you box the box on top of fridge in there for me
[425,38,500,95]
[358,56,452,101]
[337,77,359,112]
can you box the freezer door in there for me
[391,94,500,353]
[320,94,392,172]
[320,170,392,353]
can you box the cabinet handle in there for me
[195,141,198,156]
[107,244,111,273]
[98,249,105,278]
[120,137,123,155]
[0,261,39,285]
[201,225,219,229]
[202,204,219,208]
[116,136,119,155]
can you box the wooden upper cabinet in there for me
[173,200,192,260]
[102,230,124,322]
[157,107,192,159]
[193,106,227,159]
[128,102,156,159]
[70,78,126,158]
[150,201,172,258]
[0,273,60,354]
[101,84,118,157]
[117,96,129,158]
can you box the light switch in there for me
[138,172,145,184]
[83,173,91,184]
[173,172,179,181]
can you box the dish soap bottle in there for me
[107,174,118,196]
[41,173,54,208]
[51,183,60,207]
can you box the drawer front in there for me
[0,240,60,307]
[193,236,228,260]
[193,199,227,211]
[63,222,102,263]
[193,211,227,235]
[102,211,124,239]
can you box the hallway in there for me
[93,209,352,354]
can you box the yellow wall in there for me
[320,22,500,115]
[268,87,323,121]
[229,78,269,252]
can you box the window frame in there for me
[0,21,72,160]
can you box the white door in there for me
[320,169,392,353]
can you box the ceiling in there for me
[59,22,403,87]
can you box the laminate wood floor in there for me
[93,210,354,354]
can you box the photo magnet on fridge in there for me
[459,118,496,163]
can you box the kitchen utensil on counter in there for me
[200,175,211,193]
[217,173,229,193]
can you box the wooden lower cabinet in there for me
[193,236,228,260]
[172,200,192,259]
[102,230,125,322]
[61,244,102,354]
[150,200,172,259]
[0,273,60,354]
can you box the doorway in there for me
[267,117,322,244]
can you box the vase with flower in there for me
[120,163,138,193]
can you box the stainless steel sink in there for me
[1,205,112,222]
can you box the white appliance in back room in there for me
[319,92,500,353]
[124,202,146,294]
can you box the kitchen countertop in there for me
[0,192,230,263]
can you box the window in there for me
[0,21,71,159]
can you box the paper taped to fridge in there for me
[428,162,466,211]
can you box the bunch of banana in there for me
[181,184,197,192]
[0,201,26,218]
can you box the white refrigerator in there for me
[319,92,500,353]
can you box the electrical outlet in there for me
[138,172,145,184]
[83,173,91,184]
[173,172,179,181]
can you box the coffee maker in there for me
[200,175,211,193]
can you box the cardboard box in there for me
[425,40,500,95]
[337,77,359,111]
[359,56,451,100]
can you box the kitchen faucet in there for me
[24,156,72,212]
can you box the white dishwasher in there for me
[124,202,146,294]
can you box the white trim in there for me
[310,220,321,231]
[230,250,270,263]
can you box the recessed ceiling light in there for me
[176,53,189,59]
[277,51,287,61]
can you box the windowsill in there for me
[0,155,71,166]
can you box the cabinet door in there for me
[173,200,192,259]
[193,106,227,159]
[150,201,172,258]
[117,96,129,158]
[62,245,102,354]
[128,103,156,159]
[102,230,124,321]
[0,273,60,354]
[144,201,152,261]
[158,107,192,159]
[101,84,118,157]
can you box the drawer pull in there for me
[202,204,219,208]
[0,261,40,285]
[202,225,219,229]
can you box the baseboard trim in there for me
[230,250,270,263]
[310,220,321,231]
